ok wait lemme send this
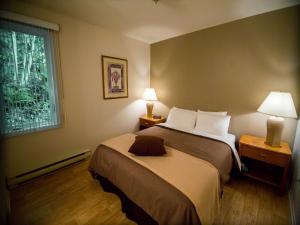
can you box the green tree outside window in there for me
[0,19,60,135]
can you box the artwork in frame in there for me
[101,55,128,99]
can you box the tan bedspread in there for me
[138,126,234,184]
[101,133,220,225]
[89,126,234,225]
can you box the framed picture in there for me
[101,55,128,99]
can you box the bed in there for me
[89,122,241,225]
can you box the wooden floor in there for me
[8,159,291,225]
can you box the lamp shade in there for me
[257,91,297,118]
[143,88,157,101]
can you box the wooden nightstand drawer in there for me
[241,145,289,167]
[140,118,155,127]
[239,134,291,194]
[139,116,166,130]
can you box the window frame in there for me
[0,19,62,136]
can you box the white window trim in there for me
[1,17,61,136]
[0,10,59,31]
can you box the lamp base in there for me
[265,116,284,147]
[146,102,154,118]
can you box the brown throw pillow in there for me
[129,135,166,156]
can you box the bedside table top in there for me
[240,135,291,155]
[140,116,166,122]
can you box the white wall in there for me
[1,1,150,178]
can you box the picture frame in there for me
[101,55,128,99]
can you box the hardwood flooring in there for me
[8,159,291,225]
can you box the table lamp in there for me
[257,91,297,147]
[143,88,157,118]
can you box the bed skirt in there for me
[96,174,158,225]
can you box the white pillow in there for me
[195,111,231,137]
[198,110,227,116]
[167,107,197,129]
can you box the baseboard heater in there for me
[7,149,91,187]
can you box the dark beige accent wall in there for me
[151,6,300,146]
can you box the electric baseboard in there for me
[7,149,91,187]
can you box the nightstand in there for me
[239,134,291,194]
[139,116,166,130]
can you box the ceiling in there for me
[20,0,300,44]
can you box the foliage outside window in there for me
[0,19,60,135]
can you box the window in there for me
[0,19,61,135]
